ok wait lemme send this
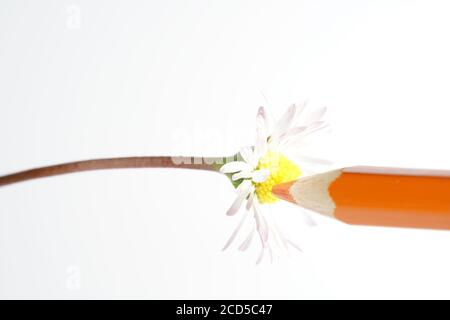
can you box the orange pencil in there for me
[272,166,450,230]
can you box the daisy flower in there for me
[0,98,329,265]
[220,102,330,263]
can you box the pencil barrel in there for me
[330,168,450,230]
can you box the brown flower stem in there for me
[0,156,235,188]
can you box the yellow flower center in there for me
[254,150,302,204]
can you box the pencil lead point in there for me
[272,181,296,204]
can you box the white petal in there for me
[239,147,258,167]
[301,123,330,137]
[273,220,303,253]
[296,101,307,115]
[282,124,330,148]
[308,120,326,129]
[256,106,270,135]
[232,171,253,181]
[239,228,255,251]
[273,223,289,250]
[222,210,250,251]
[253,204,269,242]
[255,127,268,159]
[256,247,265,265]
[280,122,325,145]
[237,179,252,190]
[284,125,308,137]
[251,169,270,183]
[286,239,303,252]
[302,106,327,125]
[278,125,308,145]
[246,191,255,210]
[226,181,251,216]
[220,161,252,174]
[282,139,308,149]
[273,104,298,137]
[255,107,270,158]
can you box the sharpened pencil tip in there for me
[272,181,296,204]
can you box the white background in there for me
[1,0,450,299]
